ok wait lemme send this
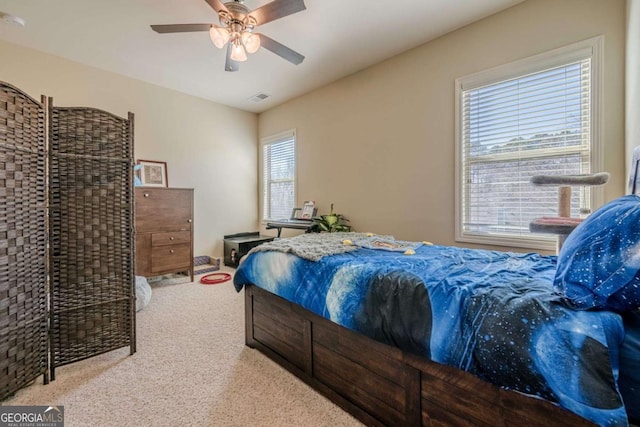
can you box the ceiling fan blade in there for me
[151,24,211,33]
[249,0,306,26]
[204,0,229,14]
[225,44,240,72]
[258,34,304,65]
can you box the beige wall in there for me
[258,0,626,250]
[627,0,640,179]
[0,39,258,258]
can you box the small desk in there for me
[266,219,313,237]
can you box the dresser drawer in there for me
[151,244,191,272]
[135,187,193,233]
[151,231,191,246]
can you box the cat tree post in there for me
[529,172,609,252]
[558,186,571,218]
[556,185,572,249]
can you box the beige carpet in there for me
[2,269,361,427]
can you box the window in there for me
[455,37,602,250]
[261,130,296,221]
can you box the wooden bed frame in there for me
[244,284,595,426]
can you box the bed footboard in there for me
[244,284,593,426]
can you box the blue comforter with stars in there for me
[234,244,637,426]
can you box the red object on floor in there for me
[200,272,232,285]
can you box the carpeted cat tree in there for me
[529,172,609,251]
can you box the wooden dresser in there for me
[135,187,194,280]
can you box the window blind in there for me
[460,59,592,243]
[262,132,296,221]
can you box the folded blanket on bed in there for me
[246,232,392,261]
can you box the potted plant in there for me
[308,203,351,233]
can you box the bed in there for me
[234,195,640,427]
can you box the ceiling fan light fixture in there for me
[241,31,261,54]
[151,0,307,71]
[230,42,248,62]
[209,25,230,49]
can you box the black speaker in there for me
[223,232,274,267]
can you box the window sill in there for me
[456,233,556,252]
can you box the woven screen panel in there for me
[49,107,134,369]
[0,82,48,400]
[49,108,133,158]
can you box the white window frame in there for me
[454,36,603,250]
[260,129,297,223]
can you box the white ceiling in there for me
[0,0,524,113]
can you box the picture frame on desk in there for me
[137,160,168,187]
[300,201,316,219]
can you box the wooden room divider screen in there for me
[0,81,136,400]
[0,82,49,401]
[48,103,136,379]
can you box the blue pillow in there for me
[554,195,640,312]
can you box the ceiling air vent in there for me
[248,92,270,102]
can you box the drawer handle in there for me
[169,236,175,241]
[187,219,192,223]
[144,193,150,197]
[170,249,175,254]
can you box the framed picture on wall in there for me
[137,160,168,187]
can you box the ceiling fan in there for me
[151,0,306,72]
